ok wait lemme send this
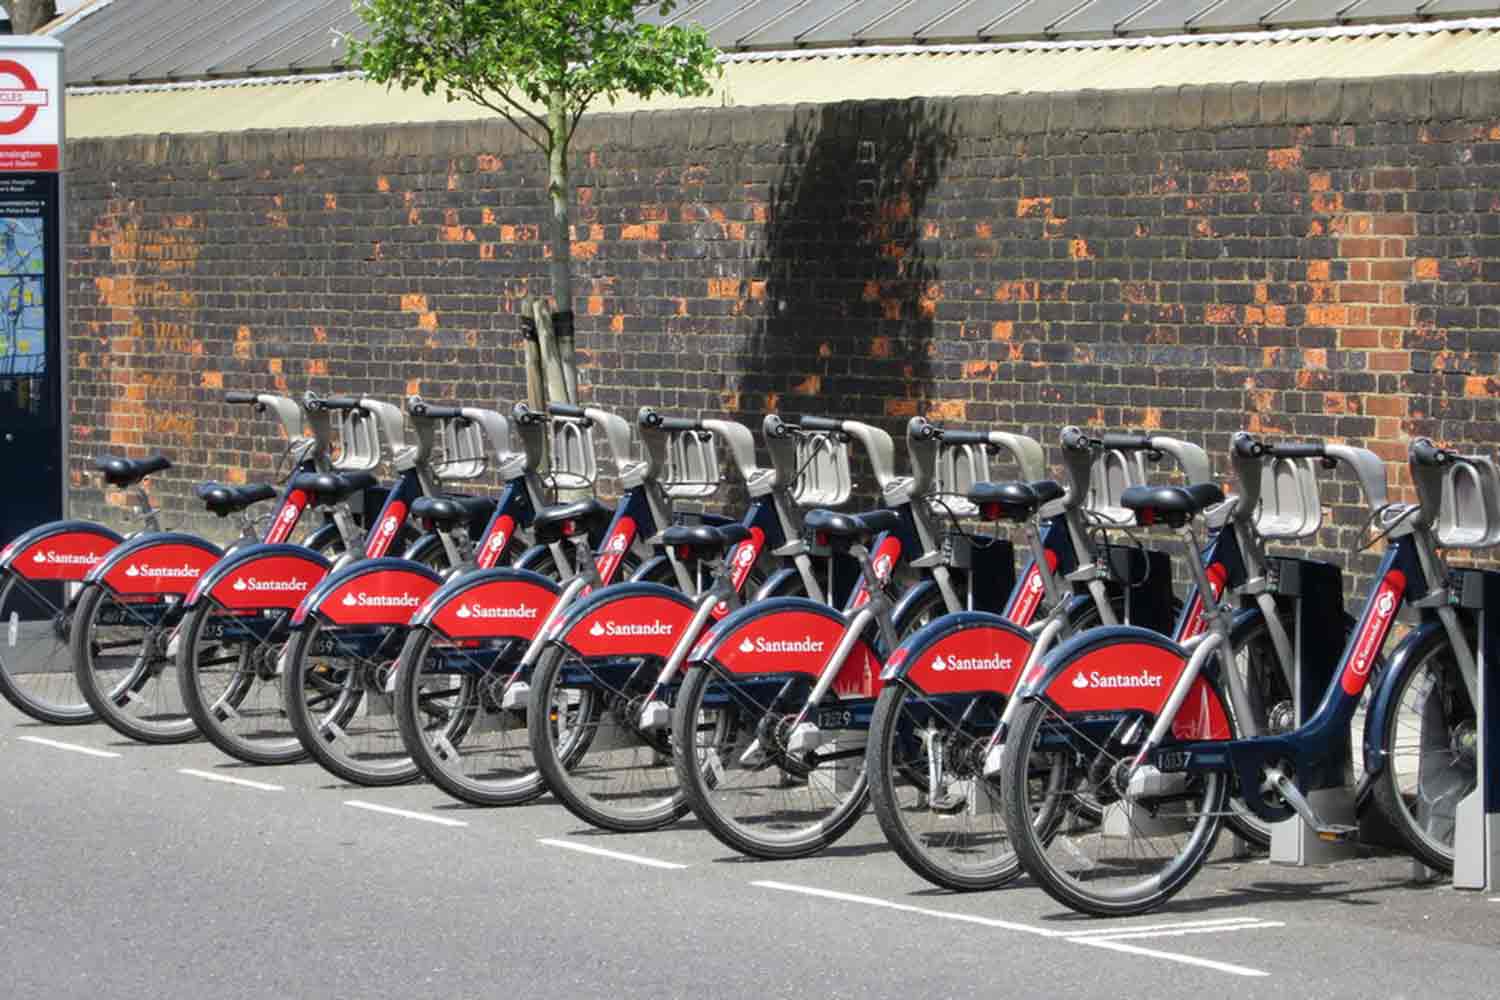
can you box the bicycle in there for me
[304,400,658,793]
[58,392,353,743]
[524,408,865,833]
[176,395,534,766]
[998,435,1471,916]
[667,414,1136,860]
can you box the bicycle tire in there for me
[0,573,92,724]
[1370,624,1474,872]
[71,583,198,744]
[530,642,689,832]
[1000,693,1229,917]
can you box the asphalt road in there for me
[2,699,1495,1000]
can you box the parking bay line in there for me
[178,768,283,792]
[538,838,689,870]
[16,735,121,759]
[752,881,1270,978]
[344,800,468,827]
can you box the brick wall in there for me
[65,72,1500,582]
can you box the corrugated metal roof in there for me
[63,23,1500,140]
[53,0,1500,85]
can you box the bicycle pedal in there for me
[500,681,529,710]
[786,722,823,754]
[1315,824,1359,843]
[638,699,670,731]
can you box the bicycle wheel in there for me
[1001,696,1229,917]
[673,664,869,859]
[868,683,1021,890]
[530,643,689,832]
[395,625,544,805]
[282,614,418,786]
[71,583,197,743]
[1372,626,1475,872]
[0,573,92,724]
[177,602,305,765]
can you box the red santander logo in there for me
[11,532,116,580]
[432,577,555,639]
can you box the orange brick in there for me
[400,293,427,312]
[621,223,660,241]
[884,398,919,418]
[1306,260,1331,281]
[1369,305,1411,326]
[928,400,966,422]
[1368,350,1409,372]
[870,337,893,359]
[1205,304,1239,324]
[1369,260,1412,281]
[792,375,821,396]
[707,278,741,299]
[1339,283,1381,303]
[1415,258,1440,279]
[200,371,223,389]
[1373,215,1415,236]
[418,312,438,331]
[1303,348,1327,368]
[376,176,391,192]
[610,315,624,333]
[1305,305,1348,326]
[1308,172,1332,192]
[1339,238,1382,258]
[1364,395,1407,417]
[1069,238,1092,259]
[963,360,998,378]
[1016,196,1053,218]
[1267,147,1302,170]
[991,321,1014,342]
[1466,376,1495,397]
[587,296,604,315]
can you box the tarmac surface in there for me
[2,698,1495,1000]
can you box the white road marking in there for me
[1072,936,1269,977]
[539,838,688,870]
[752,880,1270,978]
[178,768,283,792]
[1071,921,1284,942]
[751,880,1055,935]
[16,735,120,758]
[344,800,468,827]
[1062,916,1266,938]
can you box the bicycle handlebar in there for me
[408,400,464,421]
[547,402,587,420]
[512,403,545,427]
[1101,433,1155,451]
[225,392,259,405]
[1061,426,1092,452]
[308,396,361,412]
[1411,438,1454,468]
[935,429,990,447]
[798,415,843,433]
[639,408,701,433]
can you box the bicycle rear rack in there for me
[549,412,599,491]
[662,428,721,500]
[1250,456,1323,541]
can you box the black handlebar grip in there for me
[1060,427,1093,451]
[1231,433,1264,459]
[311,396,361,411]
[1410,438,1453,467]
[141,455,172,476]
[547,402,587,419]
[410,402,464,420]
[936,430,990,446]
[655,417,702,433]
[1101,433,1154,450]
[225,391,259,405]
[799,415,843,432]
[1267,442,1325,459]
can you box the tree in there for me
[10,0,57,34]
[350,1,719,401]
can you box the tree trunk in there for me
[545,90,579,401]
[10,0,58,33]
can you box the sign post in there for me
[0,36,64,546]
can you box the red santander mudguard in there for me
[0,520,124,581]
[83,532,222,597]
[183,543,332,613]
[290,557,443,628]
[878,611,1034,696]
[550,582,697,659]
[690,597,884,700]
[408,568,561,642]
[1019,626,1230,741]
